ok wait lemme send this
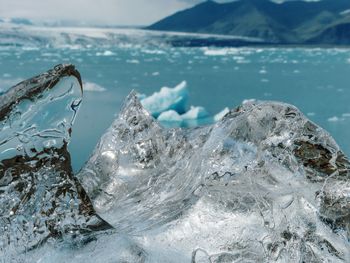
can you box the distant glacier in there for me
[0,23,264,49]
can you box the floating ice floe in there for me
[213,107,230,122]
[325,113,350,123]
[157,110,183,122]
[126,59,140,64]
[96,50,115,56]
[204,47,237,56]
[181,106,209,120]
[140,81,189,117]
[142,49,166,55]
[140,81,229,127]
[1,65,349,263]
[328,116,345,122]
[83,81,107,92]
[259,68,268,74]
[157,106,210,127]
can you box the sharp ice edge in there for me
[78,93,350,262]
[0,67,349,262]
[0,65,112,261]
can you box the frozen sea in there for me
[0,27,349,171]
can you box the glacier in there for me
[0,65,349,263]
[0,23,263,49]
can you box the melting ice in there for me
[0,65,349,263]
[0,65,112,262]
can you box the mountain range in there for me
[147,0,350,45]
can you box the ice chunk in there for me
[96,50,115,56]
[0,65,111,258]
[139,82,229,127]
[213,107,229,122]
[78,92,194,231]
[157,106,209,123]
[0,64,82,161]
[157,110,183,123]
[126,59,140,64]
[140,82,230,127]
[140,81,188,117]
[156,106,210,127]
[202,47,239,56]
[328,116,344,122]
[83,81,106,92]
[1,69,349,262]
[181,106,209,120]
[79,95,349,262]
[243,98,257,104]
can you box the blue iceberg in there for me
[214,107,230,122]
[140,82,229,127]
[157,106,210,127]
[157,110,183,123]
[181,106,209,120]
[140,81,189,117]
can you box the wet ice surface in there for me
[0,66,349,262]
[0,65,112,262]
[78,92,350,262]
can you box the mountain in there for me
[147,0,350,45]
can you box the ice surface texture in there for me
[80,95,350,262]
[0,65,111,261]
[0,65,349,262]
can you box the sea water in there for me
[0,28,350,262]
[0,37,349,171]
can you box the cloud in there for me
[0,0,192,26]
[179,0,235,3]
[0,0,303,25]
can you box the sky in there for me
[0,0,231,26]
[0,0,317,26]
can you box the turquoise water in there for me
[0,46,349,171]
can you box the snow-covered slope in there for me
[0,24,264,49]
